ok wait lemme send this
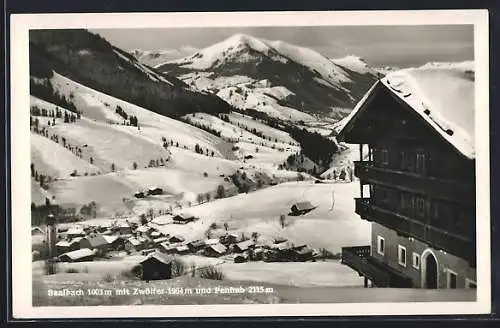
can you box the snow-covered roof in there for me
[205,238,220,245]
[136,225,152,233]
[338,62,475,159]
[56,240,74,247]
[59,248,96,260]
[207,243,227,254]
[235,240,255,250]
[102,235,120,244]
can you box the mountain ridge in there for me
[157,33,378,120]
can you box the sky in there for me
[91,25,474,68]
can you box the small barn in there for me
[58,248,96,262]
[172,213,196,224]
[290,201,316,215]
[55,239,80,255]
[204,243,227,257]
[134,191,145,198]
[233,240,255,253]
[292,245,314,262]
[147,187,163,196]
[234,253,249,263]
[140,252,172,281]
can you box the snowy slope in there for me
[50,72,229,159]
[153,181,370,252]
[31,132,101,178]
[331,55,374,75]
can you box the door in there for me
[425,253,438,288]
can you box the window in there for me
[416,197,426,218]
[399,151,406,170]
[415,150,427,174]
[377,236,385,256]
[447,269,458,289]
[412,252,420,269]
[398,245,407,267]
[381,149,389,165]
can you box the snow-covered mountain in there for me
[158,34,378,121]
[131,46,198,68]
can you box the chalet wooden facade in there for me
[337,69,476,289]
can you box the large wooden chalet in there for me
[337,65,476,289]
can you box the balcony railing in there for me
[354,198,476,267]
[354,161,473,205]
[341,246,413,288]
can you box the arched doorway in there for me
[421,250,439,289]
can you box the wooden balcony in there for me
[341,246,413,288]
[355,198,476,267]
[354,161,473,205]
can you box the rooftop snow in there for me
[338,62,475,159]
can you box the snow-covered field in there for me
[152,181,370,252]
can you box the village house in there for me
[204,243,227,257]
[233,240,255,253]
[152,236,170,246]
[66,226,86,238]
[168,235,185,243]
[136,225,153,236]
[290,201,316,215]
[55,239,80,255]
[102,235,125,251]
[187,240,206,253]
[79,235,110,253]
[140,252,173,281]
[118,221,133,235]
[58,248,96,262]
[150,231,162,239]
[158,242,178,254]
[336,66,476,289]
[126,237,146,251]
[172,213,196,224]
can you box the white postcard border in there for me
[10,9,490,318]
